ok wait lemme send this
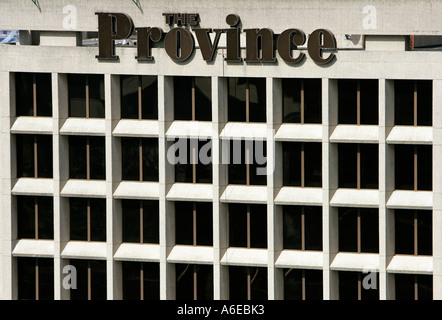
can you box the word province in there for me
[96,12,337,64]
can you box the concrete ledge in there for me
[10,117,53,134]
[275,187,323,205]
[60,118,106,136]
[330,252,379,271]
[387,190,433,209]
[113,119,159,137]
[12,178,53,196]
[274,124,322,142]
[275,250,323,269]
[220,123,267,140]
[61,180,107,198]
[387,255,433,274]
[61,241,107,259]
[114,181,160,199]
[330,189,379,208]
[166,183,213,202]
[221,185,267,203]
[330,125,379,143]
[167,245,213,264]
[386,126,433,144]
[221,248,268,267]
[12,239,54,257]
[114,243,160,262]
[166,121,212,139]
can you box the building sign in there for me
[95,12,337,65]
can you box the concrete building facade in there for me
[1,0,442,300]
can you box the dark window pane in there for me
[229,204,247,247]
[122,200,141,243]
[283,142,301,187]
[120,75,139,119]
[418,275,433,300]
[339,208,357,252]
[69,198,87,241]
[395,145,414,190]
[144,262,160,300]
[196,202,213,246]
[175,139,193,183]
[70,259,88,300]
[249,140,267,185]
[68,74,87,118]
[88,75,105,118]
[418,210,432,255]
[304,79,322,124]
[121,138,140,181]
[395,274,415,300]
[143,201,159,244]
[338,80,357,124]
[248,78,266,123]
[283,206,302,250]
[122,261,140,300]
[304,143,322,187]
[174,76,192,120]
[142,138,159,182]
[395,210,415,255]
[250,204,267,248]
[338,144,357,188]
[195,77,212,121]
[305,269,323,300]
[417,145,432,191]
[360,209,379,253]
[175,264,213,300]
[175,202,194,245]
[16,134,35,178]
[250,267,268,300]
[90,260,107,300]
[16,73,34,117]
[339,271,358,300]
[36,135,53,178]
[90,199,106,242]
[228,78,247,122]
[35,73,52,117]
[395,80,414,126]
[283,269,302,300]
[89,136,105,180]
[37,196,54,240]
[38,258,54,300]
[360,79,379,125]
[304,206,322,251]
[416,80,432,126]
[196,140,212,183]
[228,140,247,185]
[282,79,301,123]
[360,144,378,189]
[69,136,87,179]
[229,266,248,300]
[195,265,213,300]
[229,266,267,300]
[17,257,36,300]
[175,264,193,300]
[17,196,36,239]
[141,76,158,120]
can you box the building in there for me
[0,0,441,300]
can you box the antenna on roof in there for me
[132,0,143,13]
[32,0,41,12]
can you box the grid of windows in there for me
[5,73,439,300]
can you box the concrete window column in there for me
[323,78,339,300]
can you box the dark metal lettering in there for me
[164,27,195,62]
[194,28,224,61]
[136,27,163,61]
[277,28,306,63]
[307,29,336,64]
[244,28,276,63]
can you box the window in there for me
[17,257,54,300]
[175,201,213,246]
[69,198,106,242]
[69,136,105,180]
[121,75,158,120]
[17,196,53,240]
[174,139,212,183]
[227,140,267,185]
[174,76,211,121]
[283,142,322,187]
[121,137,159,182]
[395,144,432,191]
[229,266,267,300]
[15,72,52,117]
[175,264,213,300]
[339,271,379,300]
[122,200,159,244]
[395,274,432,300]
[394,80,432,126]
[122,261,160,300]
[228,78,266,122]
[338,79,378,125]
[69,259,107,300]
[283,206,322,251]
[229,204,267,249]
[338,143,378,189]
[282,78,322,123]
[339,208,379,253]
[68,74,105,118]
[16,134,53,179]
[283,269,323,300]
[395,210,432,255]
